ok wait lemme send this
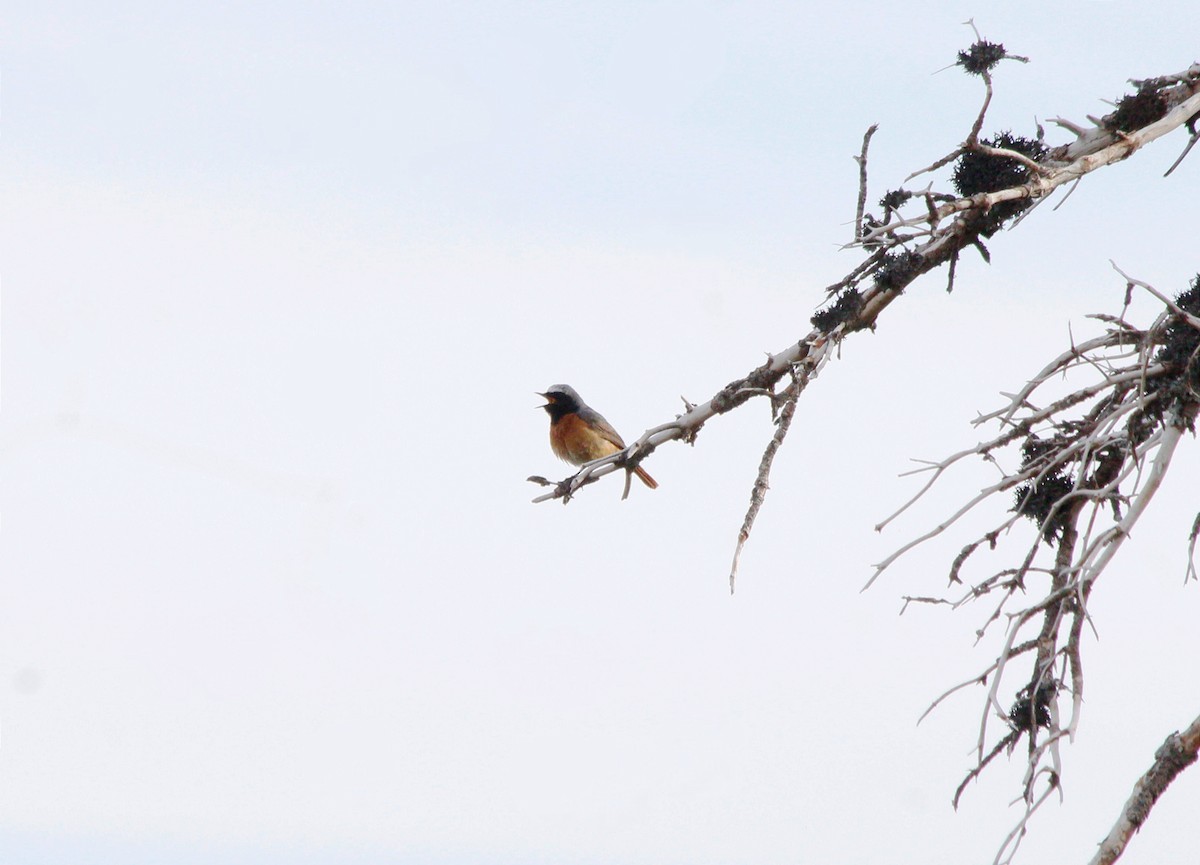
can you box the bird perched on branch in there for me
[538,384,658,489]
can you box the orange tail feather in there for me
[634,465,658,489]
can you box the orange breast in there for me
[550,413,622,465]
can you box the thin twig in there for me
[730,383,799,594]
[854,124,879,242]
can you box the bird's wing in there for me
[581,408,626,450]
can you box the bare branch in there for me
[854,124,879,243]
[1088,713,1200,865]
[868,267,1200,863]
[1112,261,1200,332]
[1162,110,1199,176]
[993,771,1060,865]
[730,378,802,594]
[532,66,1200,509]
[1186,512,1200,583]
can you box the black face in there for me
[540,387,581,421]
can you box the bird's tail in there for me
[634,465,658,489]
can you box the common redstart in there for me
[538,384,658,489]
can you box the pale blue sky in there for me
[3,3,1199,864]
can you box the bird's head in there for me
[538,384,583,420]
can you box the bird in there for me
[538,384,658,489]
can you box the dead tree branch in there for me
[873,270,1200,861]
[531,56,1200,539]
[525,34,1200,865]
[1087,713,1200,865]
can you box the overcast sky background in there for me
[2,3,1199,864]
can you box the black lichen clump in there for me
[1154,276,1200,386]
[1145,274,1200,428]
[879,189,913,213]
[1106,86,1169,133]
[1013,437,1075,540]
[1009,681,1055,733]
[1124,407,1160,448]
[1013,473,1075,540]
[957,40,1008,76]
[873,250,924,292]
[811,289,863,333]
[1018,434,1058,465]
[952,132,1048,237]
